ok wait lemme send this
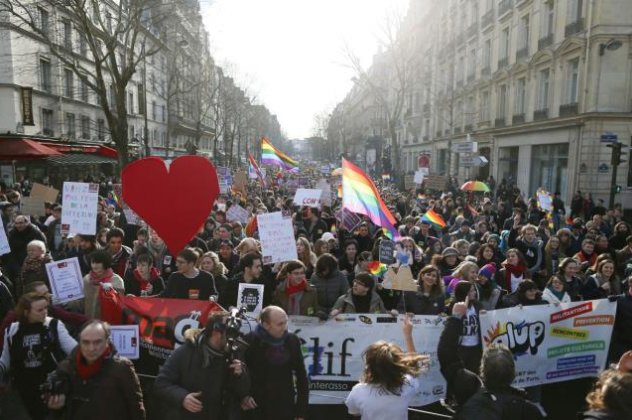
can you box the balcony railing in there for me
[538,33,553,50]
[494,117,506,128]
[565,18,585,36]
[498,57,509,69]
[512,113,525,124]
[516,46,529,60]
[559,102,579,117]
[533,108,549,121]
[481,9,494,28]
[498,0,514,17]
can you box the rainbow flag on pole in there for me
[248,152,267,189]
[261,137,299,172]
[342,158,399,240]
[421,209,447,230]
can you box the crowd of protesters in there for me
[0,169,631,419]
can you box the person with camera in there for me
[241,306,308,420]
[0,292,76,420]
[46,319,146,420]
[154,310,250,420]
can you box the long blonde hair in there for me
[361,341,428,395]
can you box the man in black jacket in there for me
[162,248,218,300]
[154,311,250,420]
[437,299,543,419]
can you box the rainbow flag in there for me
[342,158,399,240]
[248,152,267,189]
[261,137,299,172]
[421,209,447,230]
[368,261,388,278]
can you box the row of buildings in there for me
[328,0,632,207]
[0,0,284,187]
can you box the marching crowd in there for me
[0,171,631,419]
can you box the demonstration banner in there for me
[480,299,617,388]
[61,182,99,235]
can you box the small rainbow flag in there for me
[421,209,447,230]
[261,137,299,173]
[368,261,388,278]
[342,158,399,240]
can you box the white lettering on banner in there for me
[480,299,616,387]
[61,182,99,235]
[280,314,448,405]
[257,212,298,264]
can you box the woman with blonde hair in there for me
[235,237,260,257]
[346,317,428,419]
[197,251,229,298]
[446,261,479,296]
[296,237,317,279]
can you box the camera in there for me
[40,371,67,396]
[224,306,249,361]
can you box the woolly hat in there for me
[442,247,459,257]
[354,272,375,290]
[321,232,336,242]
[479,263,497,281]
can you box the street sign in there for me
[460,155,488,167]
[451,142,478,153]
[600,132,618,143]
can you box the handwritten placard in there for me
[61,182,98,235]
[257,212,298,264]
[293,189,322,208]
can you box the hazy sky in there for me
[201,0,409,139]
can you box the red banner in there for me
[103,294,223,375]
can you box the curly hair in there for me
[586,369,632,417]
[361,340,428,395]
[199,251,228,277]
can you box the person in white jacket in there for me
[542,276,572,305]
[0,292,76,420]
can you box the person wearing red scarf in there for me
[72,251,125,319]
[498,248,531,293]
[124,254,165,297]
[272,260,318,316]
[47,320,145,420]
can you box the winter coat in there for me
[508,229,543,273]
[332,290,386,314]
[79,273,125,319]
[272,280,319,316]
[154,329,250,420]
[580,410,627,420]
[310,270,349,313]
[220,272,275,310]
[581,274,622,300]
[55,347,145,420]
[542,287,571,305]
[398,290,446,315]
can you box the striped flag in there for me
[261,137,299,172]
[248,152,267,188]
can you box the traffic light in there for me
[607,142,627,166]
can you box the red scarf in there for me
[89,268,114,285]
[502,262,528,289]
[132,267,160,291]
[76,345,112,380]
[285,279,308,296]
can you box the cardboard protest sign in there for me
[226,204,250,224]
[293,188,322,208]
[122,156,220,255]
[61,182,99,235]
[424,175,447,191]
[257,212,298,264]
[20,196,47,217]
[237,283,265,317]
[480,300,616,387]
[30,182,59,203]
[233,171,248,194]
[0,217,10,255]
[382,266,417,291]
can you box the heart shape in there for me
[122,156,219,255]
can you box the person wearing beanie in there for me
[330,272,386,316]
[476,263,504,310]
[431,247,461,279]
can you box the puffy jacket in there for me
[332,290,386,314]
[309,270,348,313]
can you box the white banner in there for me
[480,299,616,388]
[287,314,447,406]
[293,188,322,208]
[61,182,99,235]
[257,212,298,264]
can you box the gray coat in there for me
[310,269,349,313]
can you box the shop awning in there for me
[39,142,118,158]
[0,138,63,160]
[44,153,117,165]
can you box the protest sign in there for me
[31,182,59,203]
[298,177,310,187]
[414,170,425,185]
[404,175,415,190]
[233,171,248,193]
[61,182,99,235]
[111,325,140,360]
[293,189,323,208]
[45,257,84,304]
[285,179,299,193]
[382,266,417,291]
[0,217,10,255]
[315,179,332,207]
[286,314,446,405]
[226,204,250,224]
[424,175,447,191]
[335,208,362,232]
[378,239,396,264]
[480,299,616,387]
[537,189,553,212]
[123,208,142,225]
[237,283,265,317]
[20,196,47,217]
[257,212,298,264]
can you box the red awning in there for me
[98,145,118,158]
[39,142,118,158]
[0,138,63,160]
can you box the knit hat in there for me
[321,232,336,242]
[354,273,375,290]
[479,263,497,281]
[442,247,459,257]
[486,233,500,244]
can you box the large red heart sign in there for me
[122,156,219,255]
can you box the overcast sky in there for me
[201,0,409,139]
